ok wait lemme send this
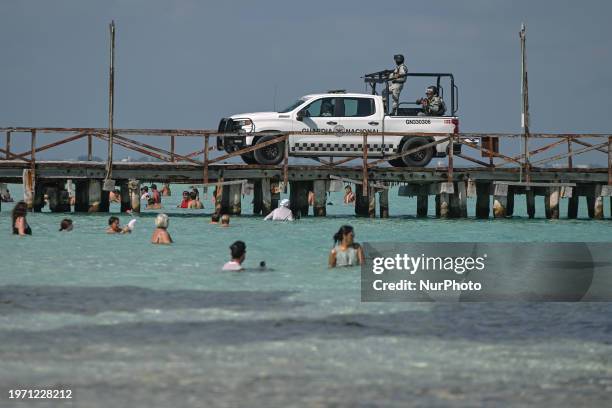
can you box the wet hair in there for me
[344,185,352,190]
[333,225,354,244]
[221,214,230,225]
[141,186,149,192]
[108,216,119,226]
[182,190,190,197]
[59,218,73,231]
[230,240,246,259]
[189,191,197,200]
[211,213,220,222]
[155,213,169,229]
[151,184,157,190]
[11,201,28,228]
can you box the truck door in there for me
[334,97,384,156]
[292,97,342,156]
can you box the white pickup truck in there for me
[217,90,461,167]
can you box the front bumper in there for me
[217,118,246,152]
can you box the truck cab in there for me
[217,72,461,167]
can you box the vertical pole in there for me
[362,133,369,196]
[476,182,490,219]
[87,134,93,161]
[5,131,11,159]
[567,137,573,170]
[28,130,37,210]
[313,180,327,216]
[104,20,115,188]
[520,24,531,185]
[417,186,428,218]
[379,187,389,218]
[608,136,611,186]
[170,135,176,162]
[283,134,289,193]
[203,135,209,185]
[447,134,454,184]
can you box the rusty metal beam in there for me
[367,137,451,168]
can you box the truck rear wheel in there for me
[400,137,434,167]
[253,135,285,165]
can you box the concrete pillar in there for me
[120,181,131,213]
[378,187,389,218]
[506,186,515,217]
[526,189,536,219]
[475,182,490,219]
[47,185,59,212]
[457,181,468,218]
[128,179,140,214]
[567,193,579,219]
[416,187,428,218]
[546,187,560,219]
[22,169,35,211]
[313,180,327,216]
[87,180,107,212]
[492,183,507,218]
[229,183,242,215]
[290,181,310,218]
[355,186,375,217]
[593,185,604,220]
[74,180,89,212]
[261,178,272,216]
[253,180,262,215]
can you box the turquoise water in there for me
[1,184,611,407]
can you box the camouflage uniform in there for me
[383,63,408,114]
[420,95,446,116]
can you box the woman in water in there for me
[59,218,73,232]
[343,185,355,204]
[151,213,173,244]
[328,225,364,267]
[12,201,32,236]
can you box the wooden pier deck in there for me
[0,127,611,219]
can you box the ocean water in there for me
[0,184,611,407]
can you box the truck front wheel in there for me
[400,137,434,167]
[253,135,285,165]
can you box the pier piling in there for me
[289,181,310,218]
[120,181,130,212]
[476,183,490,219]
[229,183,242,215]
[493,183,508,218]
[379,187,389,218]
[417,186,428,218]
[546,187,560,219]
[593,185,604,219]
[526,189,536,218]
[313,180,327,216]
[567,191,579,219]
[261,178,272,216]
[128,179,140,213]
[253,180,262,215]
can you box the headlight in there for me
[234,119,254,133]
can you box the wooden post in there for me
[368,187,376,218]
[362,133,369,196]
[217,185,230,214]
[506,186,515,217]
[170,135,176,162]
[261,178,272,216]
[120,181,130,212]
[203,135,209,185]
[128,179,140,213]
[87,134,93,161]
[33,182,44,212]
[379,187,389,218]
[526,189,536,219]
[47,184,60,212]
[567,137,573,170]
[355,185,369,217]
[313,180,327,216]
[475,182,490,219]
[5,131,11,159]
[547,187,560,219]
[417,186,428,218]
[435,193,440,218]
[593,185,603,220]
[74,180,89,212]
[22,169,35,210]
[283,135,289,192]
[289,181,309,218]
[229,183,242,215]
[253,180,263,215]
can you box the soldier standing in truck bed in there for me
[383,54,408,115]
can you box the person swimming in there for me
[210,213,220,224]
[11,201,32,236]
[328,225,364,267]
[222,240,246,271]
[220,214,230,227]
[59,218,73,232]
[151,213,173,244]
[106,216,131,234]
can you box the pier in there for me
[0,127,611,219]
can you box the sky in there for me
[0,0,610,162]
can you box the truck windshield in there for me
[279,98,307,113]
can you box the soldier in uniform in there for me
[417,85,446,116]
[383,54,408,115]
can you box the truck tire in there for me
[400,137,434,167]
[241,152,257,164]
[253,135,285,165]
[388,157,405,167]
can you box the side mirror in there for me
[296,110,306,121]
